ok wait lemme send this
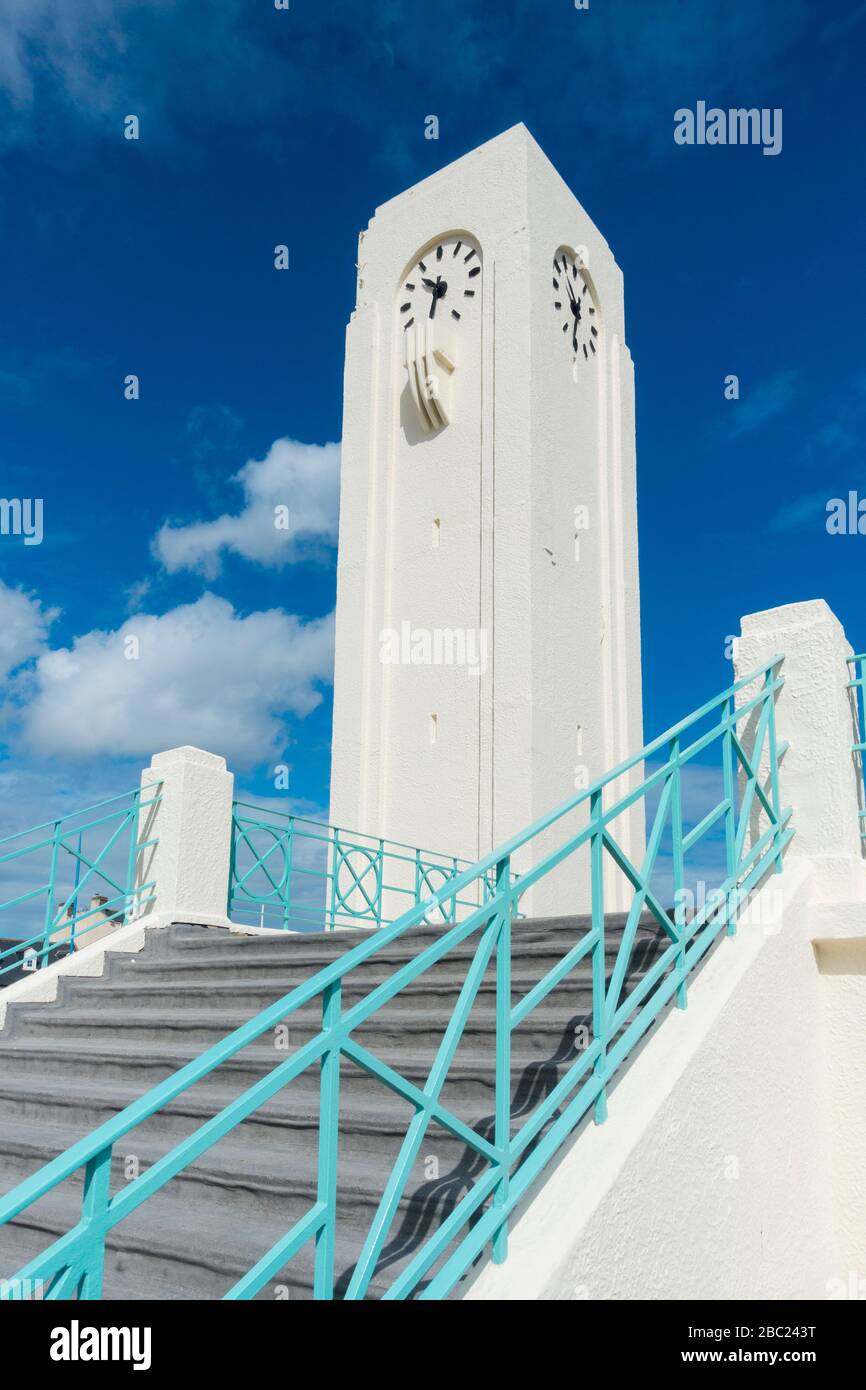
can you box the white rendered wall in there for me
[330,125,644,913]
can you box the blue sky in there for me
[0,0,864,846]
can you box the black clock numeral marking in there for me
[573,262,579,279]
[590,326,598,337]
[436,245,443,260]
[406,282,415,291]
[453,241,462,257]
[563,323,568,334]
[554,301,561,310]
[553,277,559,289]
[590,340,596,353]
[554,258,561,274]
[588,306,595,314]
[464,289,475,297]
[464,249,477,263]
[400,303,411,313]
[405,317,414,329]
[419,260,427,272]
[451,309,461,320]
[468,266,480,278]
[583,344,588,358]
[582,283,588,295]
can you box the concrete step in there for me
[0,914,672,1300]
[2,998,614,1053]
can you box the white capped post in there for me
[137,746,235,927]
[734,600,866,902]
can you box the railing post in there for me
[414,847,423,910]
[722,696,737,936]
[376,838,385,924]
[670,738,687,1009]
[327,830,339,930]
[492,854,511,1264]
[590,788,607,1124]
[139,747,235,928]
[40,820,61,969]
[450,856,459,924]
[124,793,142,927]
[77,1145,113,1300]
[314,979,342,1299]
[284,816,295,931]
[765,667,784,876]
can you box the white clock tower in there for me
[330,125,643,914]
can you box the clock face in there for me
[399,236,482,331]
[552,248,600,366]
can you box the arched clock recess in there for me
[551,245,602,379]
[397,233,483,434]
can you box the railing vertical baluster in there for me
[77,1145,113,1300]
[284,815,295,930]
[590,787,607,1124]
[227,806,238,918]
[69,831,83,952]
[328,830,339,931]
[766,666,783,876]
[40,820,61,970]
[314,979,342,1299]
[450,855,459,923]
[670,737,687,1008]
[492,854,511,1264]
[375,838,385,925]
[722,697,737,937]
[414,847,422,910]
[854,656,862,839]
[123,793,141,926]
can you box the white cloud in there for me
[720,369,800,441]
[20,593,334,770]
[152,437,340,578]
[0,0,129,114]
[0,0,285,152]
[0,580,56,681]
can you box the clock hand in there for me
[565,278,581,320]
[428,275,448,319]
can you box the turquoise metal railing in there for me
[0,786,161,983]
[846,653,866,840]
[229,802,496,931]
[0,658,792,1301]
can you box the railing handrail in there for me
[231,801,477,868]
[0,784,162,850]
[0,657,791,1298]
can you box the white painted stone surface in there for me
[812,903,866,1290]
[137,745,235,928]
[0,911,162,1029]
[734,600,866,901]
[330,125,643,913]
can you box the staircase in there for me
[0,913,674,1299]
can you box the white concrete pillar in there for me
[734,600,865,902]
[136,746,235,927]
